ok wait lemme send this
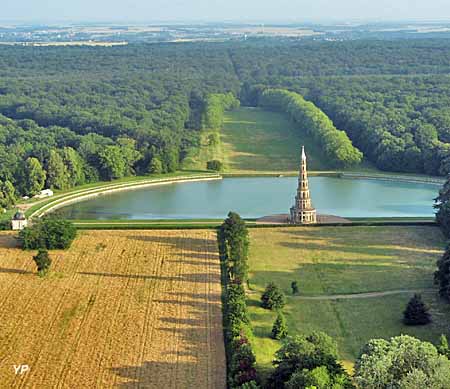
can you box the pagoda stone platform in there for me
[256,214,351,225]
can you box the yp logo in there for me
[13,365,30,375]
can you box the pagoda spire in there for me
[290,146,317,224]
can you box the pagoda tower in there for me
[290,146,317,224]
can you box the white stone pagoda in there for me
[289,146,317,224]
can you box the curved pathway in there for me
[293,288,436,301]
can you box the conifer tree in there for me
[403,294,431,325]
[437,334,450,359]
[272,312,288,340]
[261,282,286,310]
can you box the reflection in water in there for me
[55,177,440,220]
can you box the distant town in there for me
[2,21,450,45]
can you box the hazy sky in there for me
[3,0,450,23]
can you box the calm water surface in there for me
[54,177,440,220]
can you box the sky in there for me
[3,0,450,23]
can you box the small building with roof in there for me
[11,210,28,231]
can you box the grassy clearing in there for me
[0,230,225,388]
[221,107,376,174]
[246,226,450,374]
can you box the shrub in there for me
[261,282,286,310]
[230,336,258,388]
[403,294,431,325]
[271,312,288,340]
[20,217,77,250]
[269,332,350,388]
[33,248,51,276]
[291,281,299,295]
[206,160,223,171]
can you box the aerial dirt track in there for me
[0,230,226,388]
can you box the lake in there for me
[54,176,440,220]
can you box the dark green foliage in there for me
[20,217,77,250]
[437,334,450,359]
[268,332,352,389]
[435,179,450,238]
[291,281,299,295]
[271,312,288,340]
[259,89,363,168]
[403,294,431,325]
[220,212,250,284]
[229,337,259,388]
[206,160,223,171]
[32,248,51,276]
[22,157,46,195]
[218,213,259,388]
[434,245,450,302]
[261,282,286,310]
[355,335,450,388]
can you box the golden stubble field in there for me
[0,230,226,388]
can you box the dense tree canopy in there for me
[354,335,450,388]
[2,39,450,206]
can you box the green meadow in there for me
[246,226,450,375]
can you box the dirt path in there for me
[293,289,436,300]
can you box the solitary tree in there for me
[261,282,286,310]
[403,294,431,325]
[291,281,299,295]
[33,248,51,276]
[271,311,288,340]
[437,334,450,359]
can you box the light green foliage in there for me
[354,335,450,389]
[148,157,163,174]
[23,157,46,195]
[0,179,16,208]
[259,89,363,168]
[62,147,86,187]
[202,92,240,130]
[46,149,69,190]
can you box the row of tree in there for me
[259,89,363,168]
[202,92,240,130]
[218,212,258,389]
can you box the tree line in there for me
[259,89,363,167]
[218,212,258,389]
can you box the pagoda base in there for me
[256,214,352,225]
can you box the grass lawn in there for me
[247,226,450,376]
[221,107,375,174]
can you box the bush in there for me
[230,337,258,388]
[20,217,77,250]
[261,282,286,310]
[403,294,431,325]
[206,160,223,171]
[291,281,299,295]
[33,248,51,276]
[271,312,288,340]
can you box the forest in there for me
[2,39,450,206]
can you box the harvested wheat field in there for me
[0,230,225,389]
